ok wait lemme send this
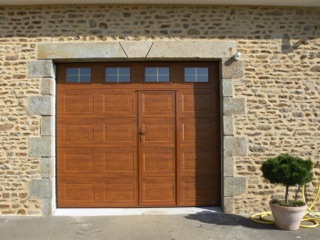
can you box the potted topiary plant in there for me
[261,153,313,230]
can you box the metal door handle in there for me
[138,130,146,136]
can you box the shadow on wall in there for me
[0,5,319,43]
[281,33,310,54]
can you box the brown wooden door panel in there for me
[138,91,177,206]
[178,89,220,118]
[57,89,96,115]
[58,89,137,118]
[58,177,138,207]
[57,61,221,208]
[179,147,221,175]
[140,177,176,206]
[58,118,97,145]
[141,148,176,176]
[139,91,176,117]
[179,117,220,147]
[140,118,176,148]
[58,148,137,177]
[58,118,137,148]
[178,177,221,206]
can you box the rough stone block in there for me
[120,41,153,58]
[29,137,54,157]
[28,96,54,116]
[28,60,55,78]
[223,115,234,136]
[41,116,54,136]
[147,41,237,59]
[223,197,234,214]
[223,156,235,177]
[42,197,52,216]
[29,179,52,198]
[224,136,247,157]
[41,157,54,178]
[37,42,127,60]
[41,78,56,95]
[224,176,246,197]
[0,123,14,131]
[223,97,245,115]
[248,177,260,184]
[222,59,244,79]
[222,78,233,97]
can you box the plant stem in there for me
[285,185,289,203]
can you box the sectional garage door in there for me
[57,62,221,207]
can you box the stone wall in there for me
[0,4,319,215]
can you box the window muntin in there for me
[184,67,209,82]
[145,67,170,82]
[106,67,131,83]
[66,68,91,83]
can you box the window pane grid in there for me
[145,67,170,82]
[106,67,130,82]
[184,67,209,82]
[66,68,91,83]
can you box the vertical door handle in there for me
[138,129,146,142]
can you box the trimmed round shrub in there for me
[261,153,313,203]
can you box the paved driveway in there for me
[1,212,319,240]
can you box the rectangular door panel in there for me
[58,177,138,207]
[140,177,176,206]
[58,148,95,174]
[179,147,220,174]
[58,89,136,118]
[138,91,177,206]
[140,118,175,148]
[60,92,95,114]
[139,91,175,117]
[58,118,137,148]
[178,177,221,206]
[179,117,220,147]
[141,148,176,176]
[179,89,220,118]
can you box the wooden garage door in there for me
[57,62,221,207]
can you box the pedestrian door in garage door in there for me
[57,62,221,207]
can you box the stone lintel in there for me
[29,136,54,157]
[147,41,237,59]
[120,41,153,58]
[29,178,52,198]
[37,41,237,61]
[28,60,55,78]
[223,97,245,116]
[28,96,54,116]
[224,176,246,197]
[37,42,127,60]
[224,136,247,157]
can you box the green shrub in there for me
[261,153,313,203]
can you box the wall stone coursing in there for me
[0,5,319,215]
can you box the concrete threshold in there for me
[54,207,222,216]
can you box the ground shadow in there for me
[185,210,277,230]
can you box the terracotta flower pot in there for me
[269,200,307,230]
